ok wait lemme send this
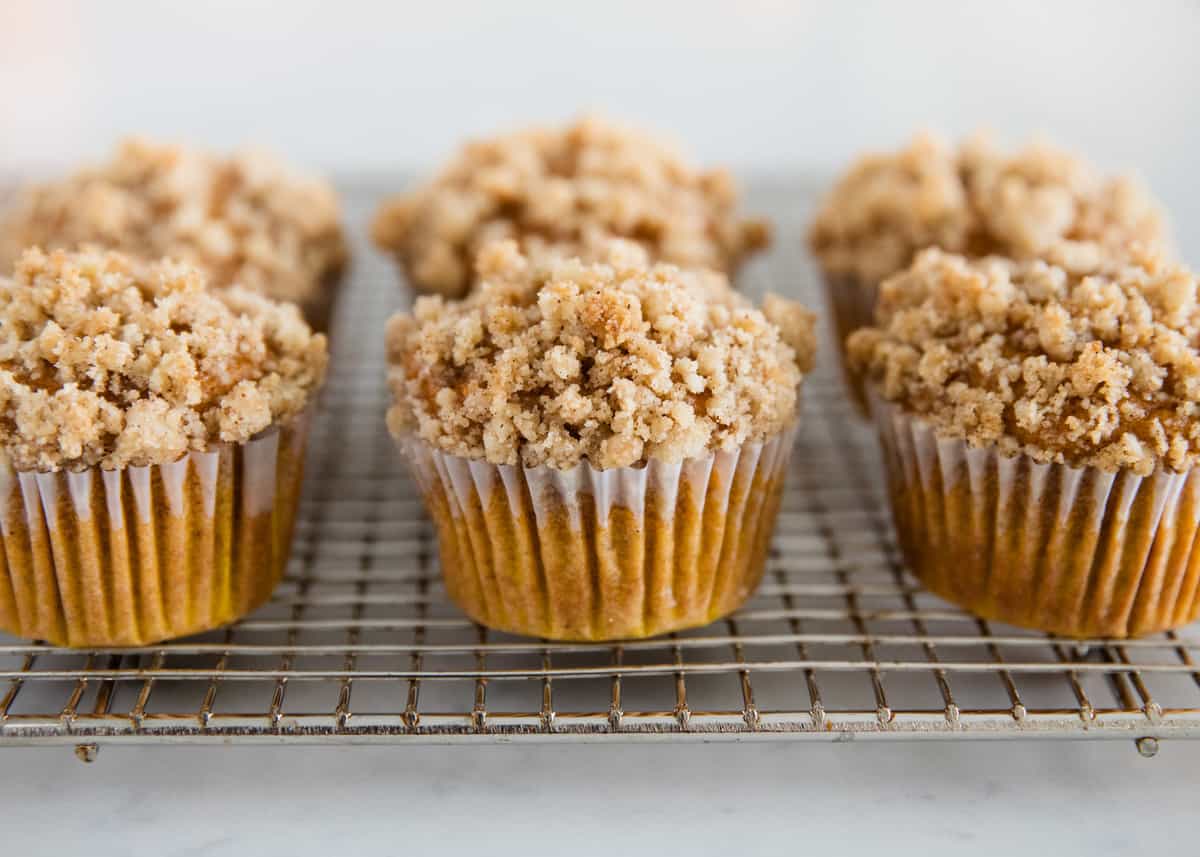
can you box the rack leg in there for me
[74,743,99,763]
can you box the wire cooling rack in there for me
[1,180,1198,759]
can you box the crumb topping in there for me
[0,249,328,471]
[0,138,347,305]
[848,247,1200,475]
[371,115,769,298]
[386,241,813,469]
[808,133,1168,286]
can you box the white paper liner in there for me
[0,409,311,647]
[871,393,1200,638]
[401,427,797,641]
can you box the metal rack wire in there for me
[2,181,1198,756]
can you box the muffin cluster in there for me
[3,117,1196,648]
[371,115,769,298]
[818,133,1200,638]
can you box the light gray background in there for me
[3,0,1199,253]
[1,1,1197,853]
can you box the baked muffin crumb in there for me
[808,133,1168,286]
[387,241,812,469]
[0,248,328,471]
[372,115,769,298]
[849,247,1200,475]
[0,138,347,306]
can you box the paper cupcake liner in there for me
[298,266,347,334]
[822,272,877,416]
[0,411,311,647]
[872,394,1200,638]
[402,429,796,641]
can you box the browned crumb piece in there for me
[371,115,770,298]
[848,247,1200,475]
[0,248,328,471]
[387,241,813,469]
[0,138,347,306]
[762,293,817,375]
[808,132,1168,287]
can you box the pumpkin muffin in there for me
[371,115,770,299]
[0,138,348,330]
[387,240,814,640]
[0,248,327,647]
[850,246,1200,638]
[809,133,1169,409]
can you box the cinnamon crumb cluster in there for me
[387,241,813,470]
[848,247,1200,475]
[0,249,328,471]
[371,115,770,298]
[808,133,1168,286]
[0,138,347,306]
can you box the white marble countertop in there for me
[5,739,1193,855]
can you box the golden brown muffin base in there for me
[0,417,309,647]
[407,435,793,641]
[875,397,1200,638]
[822,272,876,416]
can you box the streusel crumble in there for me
[849,247,1200,475]
[0,248,328,471]
[808,133,1168,286]
[0,138,347,308]
[371,115,770,298]
[387,241,813,469]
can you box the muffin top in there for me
[848,246,1200,475]
[387,240,813,470]
[808,133,1167,286]
[371,115,770,298]
[0,138,347,306]
[0,248,328,472]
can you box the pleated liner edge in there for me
[873,395,1200,638]
[402,428,796,641]
[0,411,310,647]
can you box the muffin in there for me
[850,246,1200,638]
[809,133,1168,409]
[387,240,814,640]
[371,115,770,299]
[0,248,327,647]
[0,138,348,331]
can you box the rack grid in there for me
[2,181,1197,757]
